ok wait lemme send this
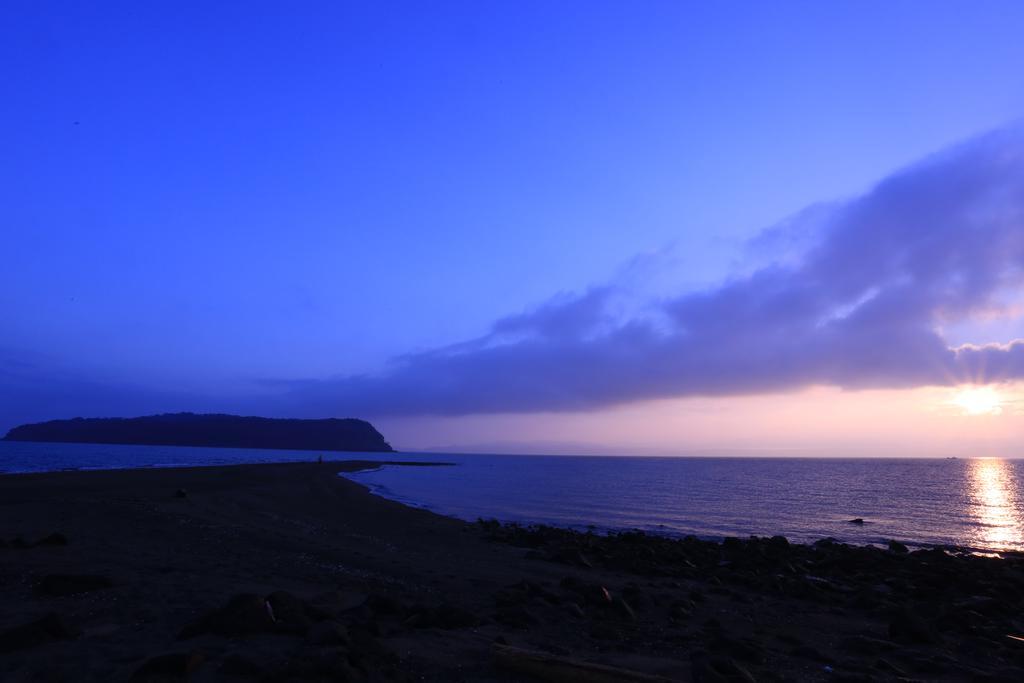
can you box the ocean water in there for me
[2,441,1023,552]
[343,455,1024,552]
[0,440,404,474]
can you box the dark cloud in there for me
[5,126,1021,430]
[279,124,1024,416]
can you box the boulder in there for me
[309,590,367,615]
[709,633,765,664]
[494,606,539,629]
[873,658,907,676]
[431,603,480,629]
[306,621,350,646]
[365,594,405,616]
[790,644,833,664]
[588,622,621,641]
[34,573,113,597]
[130,651,205,681]
[888,540,909,554]
[889,607,938,644]
[266,591,313,634]
[219,653,267,677]
[559,576,612,606]
[838,635,896,655]
[690,650,757,683]
[34,532,69,547]
[179,593,275,638]
[0,613,80,652]
[565,602,585,619]
[612,597,636,620]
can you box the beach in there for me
[2,461,1023,682]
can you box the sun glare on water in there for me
[951,386,1004,416]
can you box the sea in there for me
[2,440,1022,553]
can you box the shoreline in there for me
[3,461,1024,681]
[344,463,1019,559]
[4,456,998,555]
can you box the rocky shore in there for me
[2,461,1023,681]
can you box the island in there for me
[2,413,395,453]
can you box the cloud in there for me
[249,125,1024,416]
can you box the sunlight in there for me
[967,458,1024,551]
[951,386,1004,416]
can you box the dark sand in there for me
[2,461,1024,682]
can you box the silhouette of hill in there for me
[2,413,394,452]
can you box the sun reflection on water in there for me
[967,458,1024,551]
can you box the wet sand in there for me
[2,461,1023,682]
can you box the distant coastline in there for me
[2,412,395,453]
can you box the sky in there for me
[3,2,1024,455]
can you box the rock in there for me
[346,626,397,672]
[565,602,585,619]
[539,642,572,657]
[722,537,743,552]
[174,488,188,499]
[953,595,1002,616]
[219,653,273,677]
[710,634,765,664]
[35,532,69,547]
[589,622,620,641]
[365,593,404,616]
[130,651,205,681]
[0,613,80,652]
[266,591,313,634]
[515,580,562,605]
[669,600,692,621]
[612,597,636,620]
[431,603,480,629]
[280,647,359,680]
[179,593,275,638]
[34,573,113,597]
[790,644,833,664]
[494,606,539,629]
[887,540,908,554]
[889,607,938,644]
[10,536,32,549]
[306,621,349,646]
[309,589,367,615]
[838,635,896,655]
[559,576,612,606]
[691,651,757,682]
[848,518,865,525]
[621,584,648,609]
[550,546,594,568]
[873,658,906,676]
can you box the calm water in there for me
[347,455,1024,552]
[3,441,1023,552]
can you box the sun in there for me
[951,386,1004,416]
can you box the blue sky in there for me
[3,2,1024,452]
